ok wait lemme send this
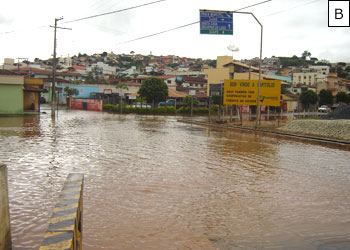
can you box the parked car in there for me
[318,105,331,113]
[331,103,340,110]
[159,99,175,107]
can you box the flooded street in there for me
[1,109,350,250]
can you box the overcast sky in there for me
[0,0,348,65]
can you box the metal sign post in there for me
[200,9,263,128]
[229,11,263,129]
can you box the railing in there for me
[39,173,84,250]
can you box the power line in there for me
[265,0,321,17]
[117,22,199,45]
[0,0,167,35]
[0,25,49,35]
[62,0,167,24]
[116,0,273,45]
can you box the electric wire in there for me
[116,0,273,45]
[62,0,166,24]
[0,0,167,35]
[265,0,321,17]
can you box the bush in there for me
[103,104,176,115]
[104,104,223,116]
[154,106,176,114]
[103,104,115,112]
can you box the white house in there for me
[309,65,330,76]
[291,70,326,86]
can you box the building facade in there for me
[0,71,24,114]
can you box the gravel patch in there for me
[278,119,350,141]
[323,105,350,119]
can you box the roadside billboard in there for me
[223,79,281,106]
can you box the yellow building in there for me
[205,56,294,112]
[23,77,43,112]
[204,56,232,95]
[204,56,265,95]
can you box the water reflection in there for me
[0,115,41,137]
[1,111,350,250]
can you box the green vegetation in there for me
[299,90,318,110]
[138,77,168,107]
[103,104,218,115]
[335,92,350,104]
[63,87,79,97]
[183,95,199,107]
[318,89,333,106]
[279,51,330,68]
[330,63,350,79]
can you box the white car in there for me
[318,105,331,113]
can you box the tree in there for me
[207,60,217,68]
[318,89,333,106]
[338,62,346,67]
[335,92,350,104]
[63,87,79,109]
[64,86,79,97]
[301,50,311,60]
[115,83,129,93]
[310,57,318,64]
[138,77,168,107]
[184,94,199,107]
[299,90,318,110]
[279,56,304,68]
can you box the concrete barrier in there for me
[0,164,12,250]
[40,173,84,250]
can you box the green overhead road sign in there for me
[200,9,233,35]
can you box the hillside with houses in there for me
[1,51,350,114]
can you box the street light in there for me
[232,11,263,129]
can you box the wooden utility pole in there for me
[51,17,62,117]
[50,17,71,117]
[16,57,28,72]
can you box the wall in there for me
[216,56,233,68]
[234,72,259,80]
[70,98,103,111]
[0,75,24,85]
[58,83,141,100]
[204,68,230,95]
[24,92,39,111]
[0,84,24,114]
[0,164,12,250]
[57,85,100,104]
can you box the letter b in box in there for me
[329,0,350,27]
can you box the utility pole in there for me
[232,11,263,129]
[50,17,71,117]
[16,57,28,72]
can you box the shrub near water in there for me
[103,104,219,115]
[103,104,176,115]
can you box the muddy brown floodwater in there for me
[1,109,350,250]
